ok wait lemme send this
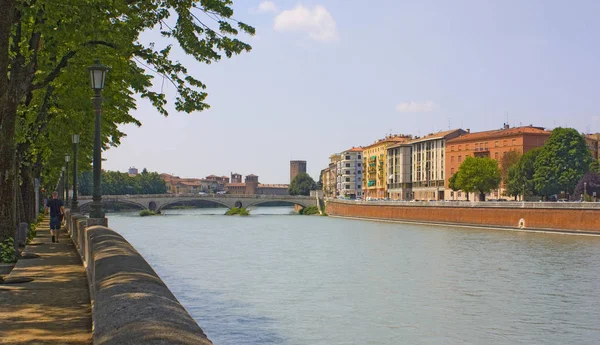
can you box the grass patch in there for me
[225,207,249,216]
[139,209,158,217]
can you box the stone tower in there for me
[245,174,259,195]
[290,160,307,183]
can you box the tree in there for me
[455,156,501,201]
[500,150,521,183]
[289,173,317,196]
[505,148,541,200]
[573,172,600,200]
[448,173,459,200]
[0,0,254,240]
[533,128,593,198]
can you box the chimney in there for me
[466,128,470,133]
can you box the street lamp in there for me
[584,181,587,201]
[65,154,70,206]
[88,59,109,219]
[61,166,66,200]
[72,134,80,211]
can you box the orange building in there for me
[445,124,551,200]
[585,134,599,161]
[362,134,412,199]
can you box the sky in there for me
[103,0,600,184]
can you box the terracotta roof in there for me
[447,126,550,143]
[345,147,363,152]
[362,135,412,149]
[409,129,465,144]
[387,141,413,149]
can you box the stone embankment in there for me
[326,200,600,234]
[65,210,213,345]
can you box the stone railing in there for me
[328,198,600,210]
[64,210,212,345]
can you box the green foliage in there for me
[505,148,541,198]
[574,172,600,198]
[79,170,166,196]
[1,238,18,263]
[500,150,522,183]
[448,173,459,191]
[534,128,593,196]
[299,206,319,215]
[225,207,249,216]
[455,156,501,199]
[139,210,157,217]
[289,173,317,196]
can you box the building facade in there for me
[445,124,551,200]
[387,143,412,200]
[411,129,466,200]
[321,163,337,198]
[362,135,412,199]
[335,148,363,199]
[290,160,307,183]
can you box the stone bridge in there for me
[77,194,317,213]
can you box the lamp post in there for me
[584,182,587,201]
[88,60,109,219]
[61,167,66,200]
[65,154,70,206]
[72,134,80,211]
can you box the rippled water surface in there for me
[108,207,600,345]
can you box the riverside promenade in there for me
[0,217,92,344]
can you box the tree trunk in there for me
[0,0,17,241]
[21,166,35,223]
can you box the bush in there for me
[225,207,249,216]
[139,210,157,217]
[300,206,320,215]
[1,238,18,263]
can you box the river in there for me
[108,207,600,345]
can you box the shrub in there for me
[300,206,320,215]
[225,207,249,216]
[1,238,18,263]
[139,210,157,217]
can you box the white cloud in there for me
[255,1,278,13]
[396,101,437,113]
[274,5,338,42]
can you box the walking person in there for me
[45,191,64,243]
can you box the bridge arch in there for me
[155,198,231,213]
[78,199,147,213]
[245,200,311,209]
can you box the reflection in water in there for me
[109,208,600,345]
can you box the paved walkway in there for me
[0,218,92,344]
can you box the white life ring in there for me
[518,218,526,229]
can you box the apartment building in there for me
[387,143,412,200]
[410,129,466,200]
[336,147,363,199]
[362,135,412,199]
[445,124,551,200]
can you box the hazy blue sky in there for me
[104,0,600,184]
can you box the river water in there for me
[108,207,600,345]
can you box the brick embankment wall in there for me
[64,210,213,345]
[326,201,600,234]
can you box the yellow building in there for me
[362,135,412,199]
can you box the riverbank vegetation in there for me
[139,210,158,217]
[225,208,250,216]
[299,206,320,215]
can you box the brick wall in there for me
[326,201,600,233]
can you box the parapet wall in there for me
[326,200,600,234]
[64,211,213,345]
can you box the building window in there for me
[458,155,462,162]
[466,144,469,150]
[358,155,361,159]
[358,170,361,174]
[475,143,479,150]
[451,168,454,174]
[358,163,362,167]
[345,155,351,160]
[345,163,350,167]
[458,145,462,151]
[345,184,350,189]
[451,146,454,152]
[495,141,499,147]
[345,178,350,182]
[451,156,454,163]
[494,152,499,160]
[346,170,350,174]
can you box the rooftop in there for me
[447,125,550,143]
[409,128,465,144]
[363,134,412,149]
